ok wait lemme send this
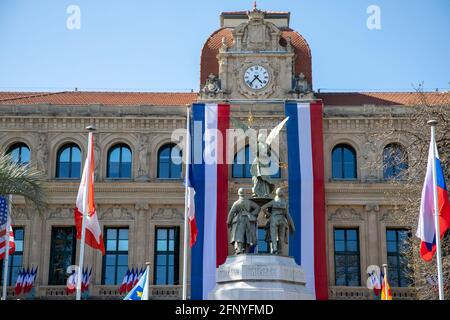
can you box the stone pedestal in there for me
[208,254,314,300]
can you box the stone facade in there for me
[0,8,438,300]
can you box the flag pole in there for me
[145,262,150,301]
[1,195,12,300]
[182,106,191,300]
[76,125,96,301]
[382,264,388,300]
[427,119,445,300]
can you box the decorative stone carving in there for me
[36,133,48,174]
[47,206,73,220]
[380,208,406,225]
[94,139,101,181]
[365,203,380,213]
[152,207,183,220]
[219,37,228,53]
[328,207,363,221]
[232,8,282,52]
[135,202,149,211]
[101,205,135,220]
[12,207,30,220]
[362,132,379,180]
[201,73,222,98]
[291,73,313,98]
[137,135,149,179]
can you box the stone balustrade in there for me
[329,286,416,300]
[2,285,183,300]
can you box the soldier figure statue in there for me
[261,188,295,254]
[227,188,261,254]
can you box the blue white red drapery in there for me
[190,103,230,300]
[285,101,328,300]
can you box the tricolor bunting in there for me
[74,132,105,255]
[0,196,15,260]
[417,135,450,261]
[285,101,328,300]
[190,103,230,300]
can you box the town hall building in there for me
[1,7,449,300]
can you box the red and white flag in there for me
[74,132,105,255]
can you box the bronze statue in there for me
[227,188,261,254]
[251,133,275,198]
[261,188,295,254]
[231,115,289,199]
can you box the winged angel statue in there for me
[231,115,289,199]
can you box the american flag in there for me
[0,196,15,260]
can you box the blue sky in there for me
[0,0,449,92]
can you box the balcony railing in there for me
[3,285,183,300]
[4,285,415,300]
[329,286,416,300]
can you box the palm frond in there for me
[0,152,46,214]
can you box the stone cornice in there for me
[0,115,186,132]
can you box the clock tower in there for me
[200,7,314,101]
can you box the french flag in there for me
[285,101,328,300]
[416,136,450,262]
[190,103,230,300]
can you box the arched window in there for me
[7,143,30,165]
[56,144,82,179]
[332,144,357,179]
[157,144,182,179]
[107,144,132,179]
[232,145,281,179]
[383,143,408,180]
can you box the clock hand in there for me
[254,75,263,84]
[250,76,258,85]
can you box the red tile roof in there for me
[199,27,312,88]
[0,91,198,106]
[317,92,450,106]
[0,91,448,106]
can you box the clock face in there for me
[244,65,270,90]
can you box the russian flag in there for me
[190,103,230,300]
[285,101,328,300]
[416,136,450,262]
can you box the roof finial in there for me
[253,1,257,10]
